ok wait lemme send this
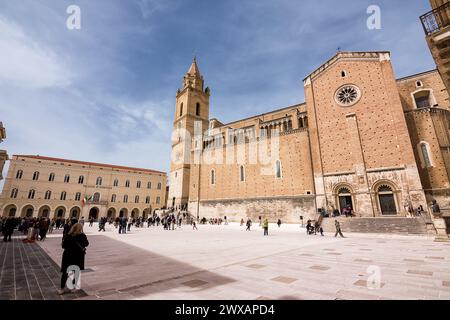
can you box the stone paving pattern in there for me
[0,234,87,300]
[3,223,450,300]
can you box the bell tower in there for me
[168,57,210,210]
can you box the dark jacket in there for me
[61,233,89,272]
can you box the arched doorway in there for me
[38,205,51,218]
[119,208,128,218]
[55,206,67,219]
[107,208,116,219]
[377,185,397,216]
[337,186,354,213]
[143,207,152,219]
[131,208,139,218]
[21,205,34,218]
[3,204,18,217]
[70,207,80,219]
[89,207,99,220]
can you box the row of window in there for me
[15,171,162,189]
[209,161,282,185]
[10,189,161,204]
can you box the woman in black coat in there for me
[58,223,89,295]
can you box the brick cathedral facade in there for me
[168,51,450,236]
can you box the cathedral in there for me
[168,50,450,237]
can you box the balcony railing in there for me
[421,2,450,36]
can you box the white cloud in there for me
[0,16,72,89]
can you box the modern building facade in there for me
[0,155,167,220]
[421,0,450,94]
[0,122,7,181]
[169,53,450,237]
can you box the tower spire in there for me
[183,55,204,90]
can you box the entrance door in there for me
[339,196,353,212]
[379,194,397,215]
[26,208,33,218]
[89,208,99,220]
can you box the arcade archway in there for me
[21,205,34,218]
[89,207,99,220]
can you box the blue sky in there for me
[0,0,435,189]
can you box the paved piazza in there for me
[3,223,450,300]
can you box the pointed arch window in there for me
[180,103,184,117]
[16,170,23,179]
[49,173,55,182]
[147,181,152,189]
[156,196,161,204]
[137,181,141,188]
[135,195,140,203]
[146,196,151,204]
[157,182,162,190]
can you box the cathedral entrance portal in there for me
[337,187,353,214]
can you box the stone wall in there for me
[190,196,316,223]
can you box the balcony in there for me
[421,2,450,36]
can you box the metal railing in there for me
[421,2,450,36]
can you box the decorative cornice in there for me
[303,51,390,83]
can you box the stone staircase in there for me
[320,216,435,235]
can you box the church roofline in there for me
[220,103,306,128]
[396,69,438,82]
[303,51,391,83]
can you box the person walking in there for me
[49,219,55,234]
[58,223,89,295]
[319,226,324,236]
[39,218,49,241]
[263,218,269,236]
[240,218,244,227]
[98,217,106,232]
[277,219,282,228]
[3,217,15,242]
[192,221,198,230]
[89,217,94,227]
[246,218,252,231]
[334,220,345,238]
